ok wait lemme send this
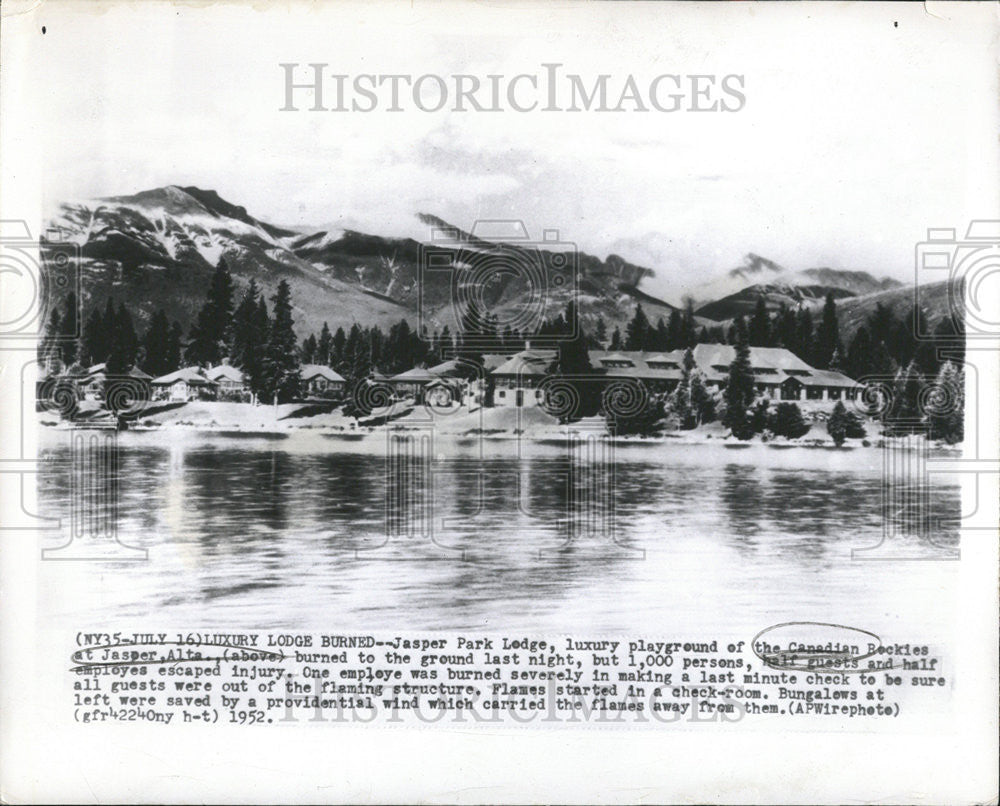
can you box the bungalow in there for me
[150,367,218,402]
[77,364,151,400]
[386,365,441,399]
[79,363,108,400]
[205,364,249,401]
[300,364,346,397]
[491,349,556,407]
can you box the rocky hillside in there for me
[691,253,903,321]
[45,185,675,339]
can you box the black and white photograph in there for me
[1,1,997,803]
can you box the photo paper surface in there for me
[0,1,997,803]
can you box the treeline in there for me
[40,259,966,439]
[40,260,303,403]
[39,292,180,376]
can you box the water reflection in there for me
[36,436,961,632]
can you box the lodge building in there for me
[489,344,858,408]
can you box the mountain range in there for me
[689,253,903,321]
[45,185,675,339]
[44,185,931,343]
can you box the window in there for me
[498,390,506,398]
[647,361,679,370]
[785,369,811,377]
[752,367,779,375]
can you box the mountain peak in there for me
[730,253,785,278]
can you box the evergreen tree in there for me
[166,321,183,373]
[666,309,683,350]
[301,334,318,364]
[332,326,347,370]
[828,344,846,373]
[141,308,172,377]
[653,317,669,351]
[885,361,922,434]
[750,399,771,435]
[343,324,370,382]
[100,298,117,365]
[594,316,607,347]
[186,258,234,366]
[231,279,262,371]
[772,402,810,439]
[245,297,271,397]
[39,307,62,369]
[317,322,333,365]
[624,303,651,351]
[774,303,798,350]
[793,307,814,364]
[58,292,79,365]
[926,360,964,444]
[888,309,917,368]
[814,292,840,369]
[868,302,896,347]
[748,296,771,347]
[689,369,716,425]
[551,301,598,419]
[913,310,949,378]
[844,409,866,439]
[868,338,898,378]
[609,327,623,351]
[668,347,697,429]
[260,280,300,403]
[605,395,665,437]
[106,303,138,374]
[679,298,698,350]
[722,316,755,438]
[845,326,872,380]
[827,400,849,446]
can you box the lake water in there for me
[36,431,961,643]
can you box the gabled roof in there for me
[803,369,858,388]
[389,366,441,383]
[426,359,467,377]
[82,364,150,381]
[598,352,635,365]
[150,367,216,386]
[588,350,686,381]
[426,377,462,389]
[481,354,508,372]
[690,343,814,373]
[204,364,244,383]
[491,350,556,377]
[300,364,345,382]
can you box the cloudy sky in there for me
[24,0,999,300]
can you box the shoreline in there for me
[34,399,963,452]
[36,416,962,453]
